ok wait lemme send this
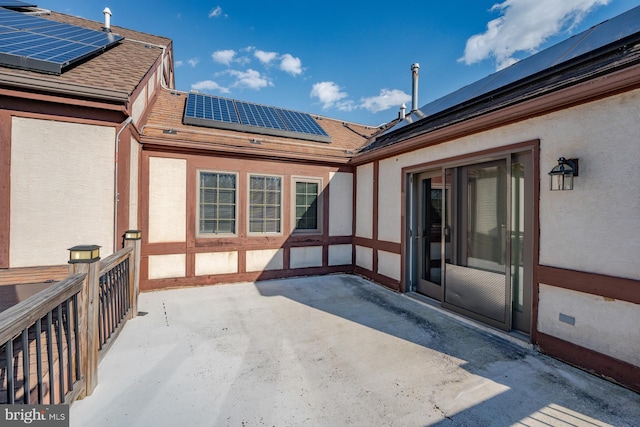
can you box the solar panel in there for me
[0,7,123,74]
[183,92,331,143]
[385,5,640,136]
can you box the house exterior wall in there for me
[129,135,140,229]
[140,150,354,290]
[355,163,373,239]
[9,117,115,267]
[354,87,640,391]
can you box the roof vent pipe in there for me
[399,103,406,119]
[411,63,420,112]
[103,7,112,32]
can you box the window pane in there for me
[248,176,282,234]
[199,172,236,234]
[294,180,319,230]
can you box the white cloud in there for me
[191,80,230,94]
[255,50,279,65]
[175,60,184,67]
[228,69,273,90]
[360,89,411,113]
[310,81,349,110]
[212,49,236,66]
[187,58,199,68]
[460,0,610,70]
[279,54,302,76]
[208,6,223,18]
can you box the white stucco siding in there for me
[328,172,353,236]
[356,163,373,239]
[129,136,140,229]
[148,157,187,243]
[131,87,147,126]
[367,88,640,280]
[355,245,373,271]
[148,254,186,279]
[538,284,640,367]
[10,118,115,267]
[195,251,238,275]
[378,158,403,243]
[378,250,401,281]
[290,246,323,269]
[328,244,352,266]
[246,249,283,272]
[537,89,640,280]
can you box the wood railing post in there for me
[68,245,101,398]
[123,230,141,319]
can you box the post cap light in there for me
[549,157,579,191]
[123,230,142,240]
[68,245,101,263]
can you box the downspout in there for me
[114,116,133,252]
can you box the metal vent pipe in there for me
[411,63,420,111]
[103,7,112,32]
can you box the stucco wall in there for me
[356,163,373,239]
[372,88,640,280]
[148,157,186,243]
[129,136,140,229]
[246,249,283,272]
[328,244,352,266]
[378,250,401,281]
[290,246,323,269]
[355,245,373,271]
[148,254,186,279]
[196,252,238,275]
[538,284,640,366]
[328,172,353,236]
[10,117,115,267]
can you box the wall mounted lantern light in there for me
[549,157,579,191]
[68,245,101,263]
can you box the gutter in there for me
[0,70,130,102]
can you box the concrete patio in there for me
[70,274,639,426]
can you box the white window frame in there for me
[196,170,238,238]
[291,176,323,234]
[247,173,284,236]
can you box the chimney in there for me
[411,63,420,112]
[103,7,112,32]
[399,103,406,119]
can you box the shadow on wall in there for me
[253,275,638,426]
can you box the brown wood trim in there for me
[142,242,188,255]
[0,265,68,286]
[536,331,640,393]
[353,237,401,255]
[537,265,640,305]
[372,161,379,274]
[0,110,10,268]
[354,64,640,165]
[354,267,401,292]
[116,126,131,248]
[140,265,353,291]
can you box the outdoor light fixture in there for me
[549,157,579,191]
[123,230,142,240]
[68,245,101,263]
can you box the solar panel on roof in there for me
[385,5,640,136]
[0,7,123,74]
[183,92,331,143]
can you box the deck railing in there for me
[0,231,141,404]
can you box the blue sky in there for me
[37,0,640,125]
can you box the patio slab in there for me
[70,274,640,426]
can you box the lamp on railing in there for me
[68,245,101,263]
[123,230,142,240]
[548,157,579,191]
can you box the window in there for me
[248,175,282,233]
[198,171,237,235]
[293,179,322,233]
